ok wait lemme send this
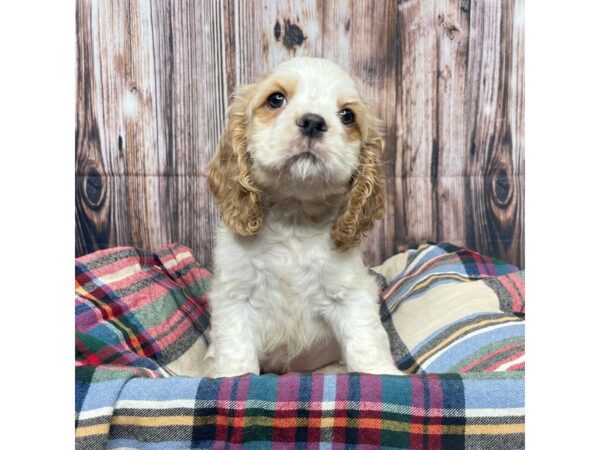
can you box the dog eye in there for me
[267,92,287,109]
[337,108,355,126]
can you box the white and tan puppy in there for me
[206,57,401,377]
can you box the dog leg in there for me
[208,292,260,378]
[324,289,403,376]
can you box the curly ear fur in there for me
[207,86,262,235]
[331,117,386,251]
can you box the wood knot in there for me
[273,19,306,51]
[491,168,513,207]
[83,167,106,210]
[273,21,281,41]
[438,14,460,40]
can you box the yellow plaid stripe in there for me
[104,415,523,435]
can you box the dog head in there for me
[207,57,385,250]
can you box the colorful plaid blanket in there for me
[75,243,525,449]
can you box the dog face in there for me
[245,58,366,196]
[207,57,385,250]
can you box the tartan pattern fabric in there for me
[378,243,524,375]
[75,243,525,449]
[76,244,211,377]
[103,372,524,450]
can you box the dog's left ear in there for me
[331,112,386,251]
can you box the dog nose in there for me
[296,113,327,138]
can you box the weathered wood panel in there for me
[76,0,525,268]
[76,0,228,267]
[464,0,524,266]
[434,0,471,247]
[395,0,439,250]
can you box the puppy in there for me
[206,57,401,377]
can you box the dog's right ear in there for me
[207,85,262,235]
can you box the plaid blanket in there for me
[75,243,525,449]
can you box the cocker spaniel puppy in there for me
[206,57,401,377]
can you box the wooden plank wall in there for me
[76,0,525,269]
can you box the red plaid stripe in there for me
[410,374,444,450]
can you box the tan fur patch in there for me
[252,76,298,126]
[338,100,364,142]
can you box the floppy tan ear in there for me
[331,117,386,251]
[207,86,262,235]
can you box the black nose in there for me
[296,113,327,138]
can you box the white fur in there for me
[206,58,401,377]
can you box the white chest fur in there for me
[207,201,399,377]
[208,206,375,373]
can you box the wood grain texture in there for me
[229,0,323,86]
[395,0,438,250]
[76,0,525,268]
[464,0,524,267]
[76,0,228,267]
